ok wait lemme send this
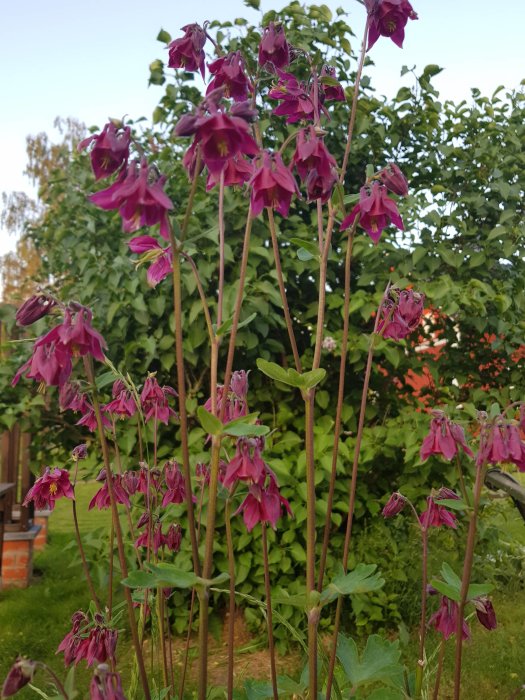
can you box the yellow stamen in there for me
[217,140,229,157]
[49,483,58,496]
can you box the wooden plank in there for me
[19,434,32,531]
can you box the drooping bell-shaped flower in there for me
[161,461,187,506]
[90,666,127,700]
[128,235,173,288]
[419,495,457,529]
[224,438,267,489]
[269,70,315,124]
[102,379,137,419]
[140,375,177,425]
[250,151,300,218]
[78,122,131,181]
[429,596,470,640]
[420,410,474,461]
[90,159,174,240]
[364,0,418,51]
[88,471,131,510]
[168,23,207,78]
[291,126,337,202]
[236,473,292,531]
[258,22,290,70]
[207,51,253,102]
[340,181,404,244]
[23,467,74,511]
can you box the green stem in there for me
[325,304,382,700]
[339,18,370,184]
[262,523,279,700]
[71,497,102,613]
[266,208,302,373]
[304,393,318,698]
[432,638,446,700]
[453,458,486,699]
[317,227,355,591]
[225,494,236,700]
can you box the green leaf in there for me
[297,247,315,262]
[122,570,158,589]
[256,359,300,387]
[216,312,257,337]
[243,0,260,9]
[290,238,320,259]
[467,582,493,599]
[434,498,468,511]
[146,563,199,588]
[301,368,326,389]
[197,406,223,436]
[224,422,270,437]
[430,579,460,601]
[320,564,385,605]
[336,634,403,688]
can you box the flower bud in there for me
[378,163,409,196]
[15,294,56,326]
[382,492,406,518]
[2,659,37,697]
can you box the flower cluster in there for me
[383,487,460,530]
[478,414,525,470]
[420,411,474,461]
[57,612,117,667]
[168,23,207,77]
[13,304,106,391]
[429,593,497,640]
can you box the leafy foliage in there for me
[1,1,524,641]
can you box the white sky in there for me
[1,0,524,255]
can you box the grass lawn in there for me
[0,483,524,698]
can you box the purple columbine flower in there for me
[161,461,187,507]
[15,293,56,326]
[140,375,177,425]
[364,0,418,51]
[128,235,173,288]
[420,410,474,462]
[340,182,404,243]
[291,126,338,203]
[223,438,267,489]
[235,473,293,532]
[165,524,182,553]
[72,444,88,461]
[23,467,74,511]
[320,66,346,102]
[88,472,130,510]
[419,495,457,529]
[207,51,253,102]
[478,416,525,470]
[250,151,300,218]
[90,665,126,700]
[168,23,207,78]
[429,596,470,640]
[378,287,425,341]
[78,122,131,181]
[269,70,315,124]
[90,159,174,241]
[258,23,290,70]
